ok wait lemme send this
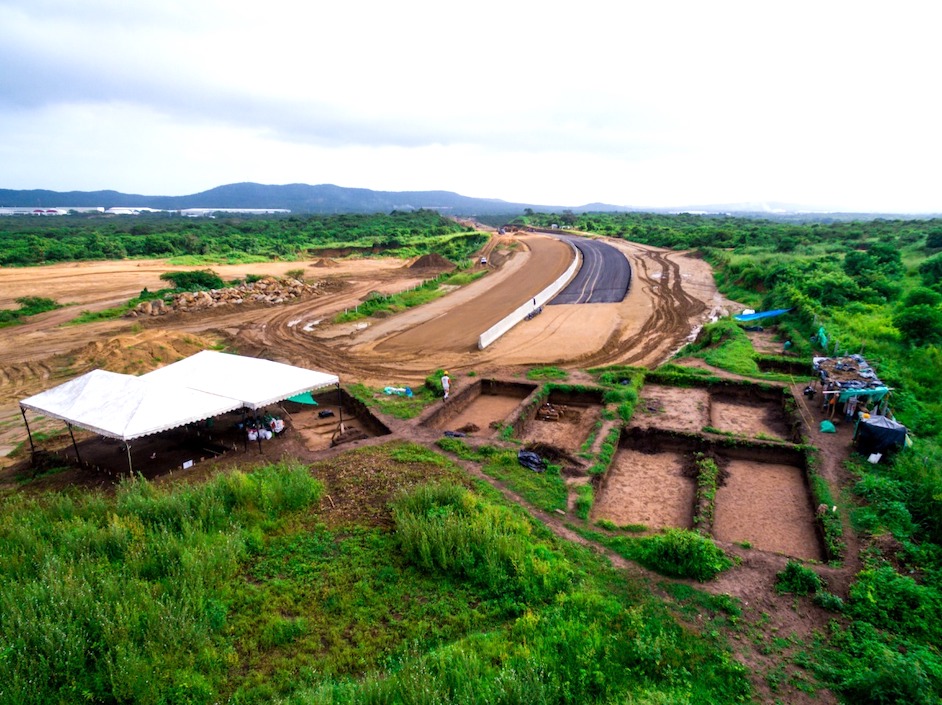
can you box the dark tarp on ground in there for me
[517,450,546,472]
[855,415,907,455]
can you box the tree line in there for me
[0,210,481,265]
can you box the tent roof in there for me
[20,352,340,441]
[142,350,339,410]
[20,369,242,441]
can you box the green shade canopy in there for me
[287,391,318,405]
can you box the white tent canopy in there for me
[20,352,340,442]
[19,369,243,441]
[142,350,340,409]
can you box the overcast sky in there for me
[1,1,938,212]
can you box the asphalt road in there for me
[549,234,632,304]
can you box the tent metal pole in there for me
[67,423,83,466]
[126,442,134,475]
[242,408,248,452]
[336,383,344,431]
[19,406,36,464]
[255,410,263,454]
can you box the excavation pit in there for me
[422,379,538,438]
[632,380,800,443]
[517,388,605,452]
[593,428,824,560]
[289,388,391,451]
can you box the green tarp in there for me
[837,387,888,404]
[287,392,318,405]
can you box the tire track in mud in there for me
[218,242,708,380]
[570,248,707,369]
[216,281,420,382]
[0,361,55,404]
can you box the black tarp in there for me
[517,450,546,472]
[855,415,907,455]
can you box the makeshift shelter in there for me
[814,354,890,408]
[855,415,907,456]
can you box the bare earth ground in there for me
[0,232,730,455]
[633,384,711,433]
[594,448,696,529]
[0,232,849,704]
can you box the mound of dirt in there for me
[456,423,480,433]
[56,330,220,377]
[310,258,339,268]
[408,253,454,269]
[488,251,508,267]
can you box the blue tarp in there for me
[734,308,792,322]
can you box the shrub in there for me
[846,566,942,643]
[159,269,225,290]
[892,304,942,346]
[825,621,942,705]
[526,366,568,381]
[574,484,593,521]
[903,287,942,308]
[775,560,824,596]
[813,591,845,612]
[636,528,734,582]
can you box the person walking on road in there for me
[441,371,451,400]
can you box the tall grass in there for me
[0,460,321,705]
[392,482,573,606]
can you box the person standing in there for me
[441,371,451,400]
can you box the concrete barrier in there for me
[477,241,580,349]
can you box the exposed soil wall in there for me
[421,379,539,436]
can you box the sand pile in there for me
[56,331,219,376]
[310,258,339,268]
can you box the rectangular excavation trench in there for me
[515,388,605,452]
[633,379,802,443]
[421,379,538,438]
[288,387,391,451]
[593,428,824,561]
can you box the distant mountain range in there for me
[0,183,568,215]
[0,182,935,220]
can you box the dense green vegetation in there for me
[0,295,61,327]
[1,445,752,704]
[0,210,484,265]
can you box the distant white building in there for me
[104,207,163,215]
[179,208,291,217]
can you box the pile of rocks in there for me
[125,277,321,318]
